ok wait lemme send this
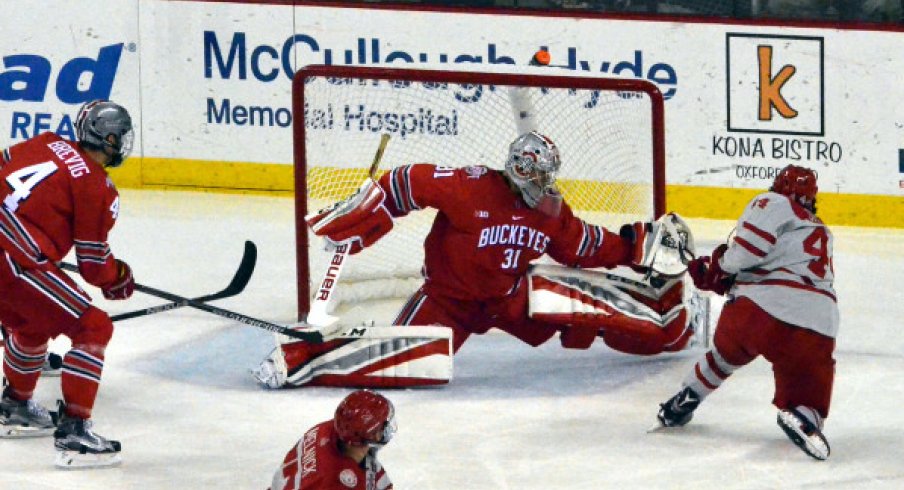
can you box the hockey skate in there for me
[649,386,701,432]
[777,408,830,461]
[251,346,287,389]
[0,383,56,438]
[54,402,122,469]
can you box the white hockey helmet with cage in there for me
[75,99,134,168]
[504,131,561,208]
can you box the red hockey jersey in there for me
[377,164,631,300]
[0,132,121,289]
[271,421,393,490]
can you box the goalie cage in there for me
[293,64,667,324]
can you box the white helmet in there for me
[504,131,561,208]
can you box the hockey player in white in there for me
[653,164,838,461]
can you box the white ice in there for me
[1,189,902,489]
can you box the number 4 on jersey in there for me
[3,161,57,212]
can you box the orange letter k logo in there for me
[758,45,798,121]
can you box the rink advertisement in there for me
[1,1,901,226]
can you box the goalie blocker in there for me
[253,326,453,389]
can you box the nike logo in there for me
[512,216,524,221]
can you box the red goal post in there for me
[293,65,666,321]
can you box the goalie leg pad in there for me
[275,326,453,388]
[528,265,691,355]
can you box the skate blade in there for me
[777,411,830,461]
[1,425,55,439]
[55,449,122,469]
[646,421,674,433]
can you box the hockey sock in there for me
[61,349,105,419]
[682,348,741,398]
[2,335,46,400]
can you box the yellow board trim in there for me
[109,157,904,228]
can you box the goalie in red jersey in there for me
[652,164,837,461]
[270,390,395,490]
[0,100,134,468]
[256,131,698,389]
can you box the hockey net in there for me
[293,65,665,320]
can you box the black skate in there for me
[0,383,56,438]
[777,408,830,461]
[54,402,122,469]
[650,386,701,432]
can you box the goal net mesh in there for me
[294,65,664,318]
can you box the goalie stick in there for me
[304,133,390,332]
[59,258,324,342]
[109,240,257,322]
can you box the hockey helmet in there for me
[75,100,134,168]
[504,131,561,208]
[770,164,818,212]
[334,390,397,448]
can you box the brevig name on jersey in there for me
[477,224,549,253]
[46,140,90,178]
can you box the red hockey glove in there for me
[619,221,652,269]
[102,260,135,300]
[687,244,733,295]
[305,180,393,254]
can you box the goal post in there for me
[292,64,666,321]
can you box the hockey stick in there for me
[109,240,257,322]
[305,133,390,330]
[59,257,322,342]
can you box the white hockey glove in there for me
[622,212,696,277]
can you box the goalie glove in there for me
[305,179,393,254]
[620,212,696,277]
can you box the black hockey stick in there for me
[59,253,322,343]
[109,240,258,322]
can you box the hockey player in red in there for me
[255,131,696,389]
[0,100,134,468]
[270,390,395,490]
[653,164,837,461]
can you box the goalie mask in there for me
[334,390,397,449]
[504,131,562,209]
[771,164,818,213]
[76,100,134,168]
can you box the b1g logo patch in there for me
[464,165,487,178]
[339,469,357,487]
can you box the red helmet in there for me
[334,390,396,448]
[770,164,818,212]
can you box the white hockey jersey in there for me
[718,191,839,338]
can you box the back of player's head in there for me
[504,131,561,208]
[334,390,396,448]
[770,164,818,212]
[76,100,134,168]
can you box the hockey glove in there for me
[620,221,655,270]
[305,179,393,254]
[687,244,733,295]
[102,260,135,300]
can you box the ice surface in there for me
[1,189,902,489]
